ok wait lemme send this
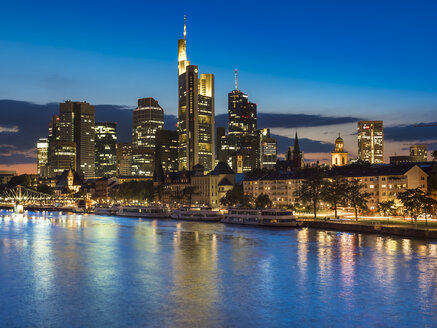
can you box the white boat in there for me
[222,208,301,227]
[116,205,171,218]
[171,207,223,222]
[94,204,120,216]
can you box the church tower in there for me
[331,134,348,166]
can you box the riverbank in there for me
[300,219,437,240]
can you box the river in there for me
[0,210,436,327]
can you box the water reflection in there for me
[0,211,436,327]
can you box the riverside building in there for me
[357,120,383,164]
[95,122,117,177]
[132,97,164,176]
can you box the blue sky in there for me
[1,0,437,121]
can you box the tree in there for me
[298,171,325,219]
[377,200,396,223]
[220,184,253,208]
[321,176,347,218]
[7,174,35,189]
[154,183,169,203]
[182,186,200,206]
[111,180,154,202]
[397,188,424,222]
[421,193,437,225]
[345,179,370,221]
[432,150,437,161]
[36,184,54,195]
[255,193,272,209]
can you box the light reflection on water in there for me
[0,210,436,327]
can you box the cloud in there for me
[384,123,437,142]
[0,145,36,158]
[0,125,19,133]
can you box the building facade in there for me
[37,138,49,177]
[357,120,383,164]
[259,128,277,170]
[132,97,164,176]
[177,19,215,171]
[95,122,117,177]
[116,143,133,176]
[59,101,96,178]
[49,141,76,177]
[155,129,179,172]
[331,134,348,167]
[409,144,428,162]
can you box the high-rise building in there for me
[132,97,164,176]
[37,138,49,177]
[331,134,348,167]
[116,143,133,176]
[216,127,226,161]
[155,129,178,172]
[177,17,215,171]
[357,120,383,164]
[49,141,76,177]
[59,101,95,178]
[95,123,117,177]
[259,128,277,170]
[221,70,259,172]
[409,144,427,162]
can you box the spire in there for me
[184,15,187,39]
[235,69,238,90]
[293,131,300,153]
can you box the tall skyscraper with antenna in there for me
[221,70,259,172]
[177,16,215,171]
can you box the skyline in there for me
[1,0,437,173]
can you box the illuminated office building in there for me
[409,144,427,162]
[177,17,215,171]
[259,129,277,170]
[49,141,76,177]
[59,101,95,178]
[116,143,133,176]
[95,122,117,177]
[155,129,179,172]
[357,120,383,164]
[37,138,49,177]
[221,70,259,172]
[132,97,164,176]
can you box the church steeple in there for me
[293,131,300,154]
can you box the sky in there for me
[0,0,436,173]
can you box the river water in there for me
[0,210,436,328]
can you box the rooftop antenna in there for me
[184,15,187,40]
[235,69,238,90]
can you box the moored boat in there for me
[116,205,171,218]
[171,207,223,222]
[222,208,301,227]
[94,204,120,216]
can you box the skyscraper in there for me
[36,138,49,177]
[177,17,215,171]
[357,120,383,164]
[49,141,76,177]
[95,122,117,177]
[409,144,427,162]
[116,143,133,176]
[132,97,164,176]
[59,101,95,178]
[259,128,277,170]
[221,70,259,172]
[155,129,179,172]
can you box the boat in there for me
[116,205,171,218]
[171,207,223,222]
[94,204,120,216]
[222,208,301,227]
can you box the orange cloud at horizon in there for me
[0,163,36,175]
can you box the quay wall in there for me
[301,220,437,240]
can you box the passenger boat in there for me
[116,205,171,218]
[94,204,120,216]
[171,207,223,222]
[222,208,301,227]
